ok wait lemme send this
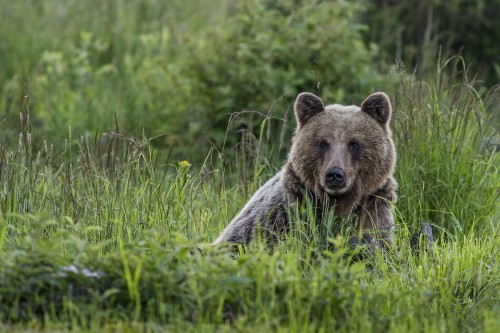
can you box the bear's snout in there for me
[325,167,346,188]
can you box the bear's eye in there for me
[319,140,329,149]
[349,141,360,153]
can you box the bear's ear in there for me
[294,92,325,128]
[361,92,392,126]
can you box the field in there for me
[0,1,499,332]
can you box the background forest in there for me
[0,0,498,332]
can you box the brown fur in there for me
[213,92,397,248]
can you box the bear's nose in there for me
[325,167,345,187]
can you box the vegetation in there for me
[0,0,390,159]
[0,0,498,332]
[364,0,500,86]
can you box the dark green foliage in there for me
[364,0,500,85]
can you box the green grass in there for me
[0,65,499,332]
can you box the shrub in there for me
[1,0,386,161]
[142,0,386,157]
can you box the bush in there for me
[138,0,386,157]
[1,0,386,161]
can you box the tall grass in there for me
[0,61,498,332]
[391,58,499,238]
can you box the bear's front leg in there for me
[358,177,397,250]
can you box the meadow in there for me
[0,1,499,332]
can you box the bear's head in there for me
[289,92,396,214]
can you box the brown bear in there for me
[213,92,397,249]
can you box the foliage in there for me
[364,0,500,86]
[165,0,385,151]
[0,235,497,332]
[0,0,385,160]
[0,0,499,331]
